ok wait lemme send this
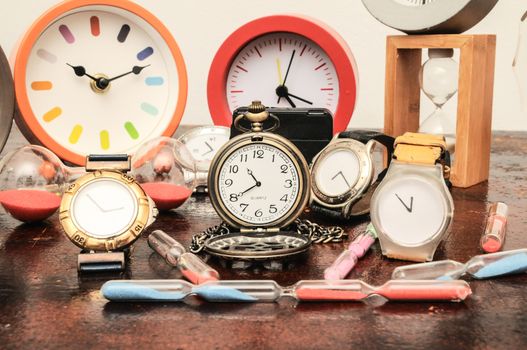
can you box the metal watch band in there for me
[311,130,394,220]
[85,154,131,171]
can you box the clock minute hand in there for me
[107,65,150,82]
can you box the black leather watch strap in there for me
[338,130,395,166]
[87,154,129,162]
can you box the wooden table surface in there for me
[1,127,526,350]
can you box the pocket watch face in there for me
[226,32,339,113]
[314,149,361,197]
[15,1,187,165]
[375,175,448,245]
[217,143,301,225]
[71,178,138,238]
[179,126,230,170]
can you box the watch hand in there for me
[107,65,150,82]
[284,95,297,108]
[103,206,125,213]
[201,141,214,156]
[67,63,98,82]
[237,183,258,197]
[287,92,313,105]
[86,193,106,212]
[331,171,351,188]
[395,194,414,213]
[247,169,260,184]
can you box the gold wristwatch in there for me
[60,155,157,272]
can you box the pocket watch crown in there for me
[247,100,266,114]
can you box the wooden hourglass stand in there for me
[384,34,496,188]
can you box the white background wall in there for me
[0,0,525,131]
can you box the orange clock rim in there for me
[207,14,358,134]
[14,0,188,166]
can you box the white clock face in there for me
[180,127,230,166]
[217,143,300,225]
[226,32,339,112]
[315,149,361,197]
[376,176,447,245]
[71,178,138,238]
[24,6,181,156]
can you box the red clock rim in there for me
[207,14,358,134]
[14,0,188,166]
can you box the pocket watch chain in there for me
[189,219,347,253]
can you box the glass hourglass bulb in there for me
[419,48,459,153]
[0,145,85,222]
[131,137,197,211]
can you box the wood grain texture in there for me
[384,35,496,188]
[0,127,526,350]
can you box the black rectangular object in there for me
[231,107,333,162]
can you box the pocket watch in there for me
[178,126,230,192]
[206,101,311,260]
[370,132,454,262]
[60,154,157,272]
[310,130,394,219]
[14,0,187,165]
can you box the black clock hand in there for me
[238,183,259,197]
[107,65,150,82]
[277,50,296,104]
[287,92,313,105]
[202,141,214,156]
[331,171,351,188]
[247,169,261,184]
[284,95,296,108]
[67,63,98,82]
[395,194,414,213]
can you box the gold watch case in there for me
[60,170,153,251]
[208,132,311,230]
[310,138,375,208]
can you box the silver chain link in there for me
[189,219,346,253]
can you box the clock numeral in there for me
[134,224,143,232]
[272,154,276,163]
[253,150,264,159]
[229,165,239,173]
[67,183,78,193]
[255,209,263,217]
[72,234,85,246]
[240,203,249,212]
[284,179,293,188]
[225,179,233,187]
[280,165,288,173]
[280,194,288,202]
[269,204,277,214]
[240,154,248,163]
[121,174,135,183]
[229,194,239,202]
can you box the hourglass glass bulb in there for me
[132,137,197,211]
[419,49,459,107]
[0,145,85,222]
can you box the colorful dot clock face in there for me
[14,0,188,165]
[207,15,359,133]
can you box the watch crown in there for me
[247,100,266,114]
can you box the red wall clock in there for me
[207,15,359,133]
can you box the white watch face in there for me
[217,143,300,225]
[24,6,181,156]
[71,178,138,238]
[226,32,339,113]
[180,127,230,167]
[315,149,361,197]
[376,176,447,245]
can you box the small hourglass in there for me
[419,48,459,153]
